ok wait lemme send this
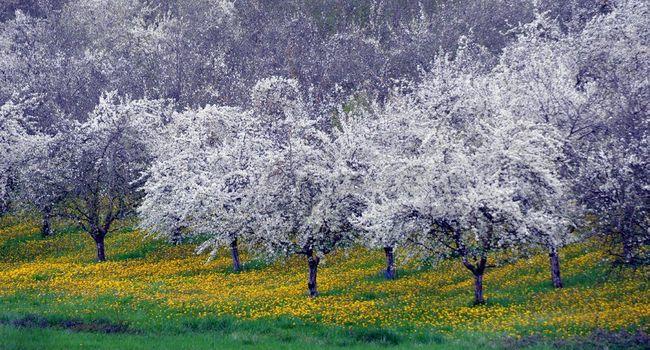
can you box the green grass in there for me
[0,324,521,350]
[0,215,647,349]
[0,306,512,350]
[4,321,645,350]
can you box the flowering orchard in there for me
[0,0,648,340]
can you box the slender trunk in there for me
[307,254,320,297]
[95,236,106,262]
[230,238,241,272]
[384,246,396,279]
[0,175,12,216]
[0,200,8,216]
[621,233,636,265]
[474,274,484,305]
[41,206,52,237]
[170,226,182,245]
[461,254,488,305]
[549,246,563,288]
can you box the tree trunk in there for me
[0,198,9,217]
[41,206,52,238]
[461,254,487,305]
[230,238,241,272]
[307,254,320,297]
[474,274,484,305]
[170,226,182,245]
[549,246,563,288]
[0,175,13,216]
[621,233,636,265]
[384,246,396,279]
[95,236,106,262]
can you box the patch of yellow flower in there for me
[0,219,648,336]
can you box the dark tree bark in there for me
[0,175,13,216]
[384,246,396,279]
[307,253,320,297]
[94,235,106,262]
[230,237,241,272]
[548,246,563,288]
[461,255,487,305]
[0,199,9,217]
[170,226,183,245]
[474,273,484,305]
[78,193,121,263]
[621,232,637,265]
[41,206,52,237]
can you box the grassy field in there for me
[0,216,648,349]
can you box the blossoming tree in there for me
[491,21,584,287]
[361,46,568,303]
[0,98,30,216]
[571,0,649,265]
[25,92,168,261]
[250,77,362,296]
[139,104,264,271]
[349,94,424,280]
